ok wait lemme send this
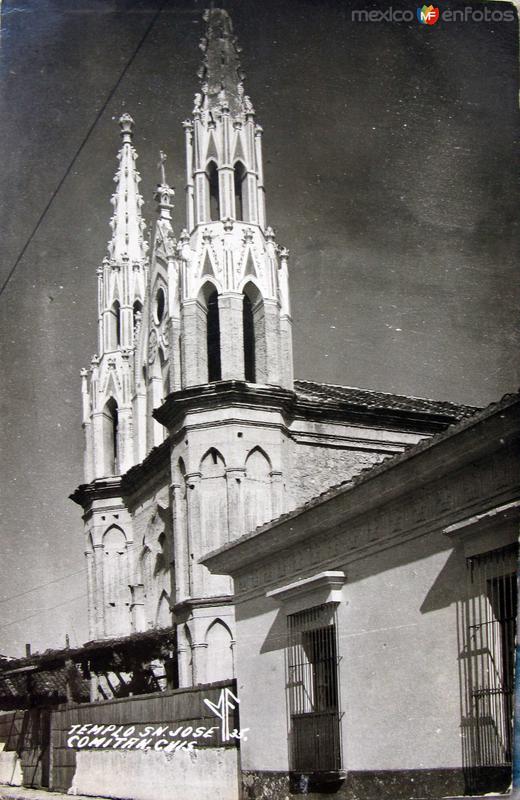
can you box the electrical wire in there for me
[0,568,86,605]
[0,0,166,300]
[0,594,87,631]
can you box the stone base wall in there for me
[241,767,502,800]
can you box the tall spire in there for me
[197,8,250,116]
[107,113,148,263]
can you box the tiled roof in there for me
[1,627,176,674]
[294,380,478,421]
[201,390,520,570]
[0,666,90,706]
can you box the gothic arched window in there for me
[133,300,143,336]
[103,397,119,476]
[243,282,265,383]
[207,289,222,382]
[110,300,121,348]
[234,161,246,221]
[243,293,255,382]
[207,161,220,221]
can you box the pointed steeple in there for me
[197,8,251,117]
[107,113,148,263]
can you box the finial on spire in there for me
[154,150,175,222]
[106,114,148,263]
[158,150,168,185]
[119,113,134,144]
[197,8,247,116]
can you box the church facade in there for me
[71,8,475,697]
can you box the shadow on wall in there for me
[455,544,517,795]
[237,529,516,796]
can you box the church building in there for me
[71,8,475,698]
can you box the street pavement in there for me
[0,784,513,800]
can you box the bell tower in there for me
[177,7,293,389]
[155,8,296,687]
[75,114,148,641]
[82,113,148,482]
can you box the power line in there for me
[0,0,165,301]
[0,594,87,631]
[0,568,86,605]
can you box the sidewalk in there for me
[0,786,512,800]
[0,785,114,800]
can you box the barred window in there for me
[287,603,342,773]
[463,544,517,780]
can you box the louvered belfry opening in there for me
[287,603,342,773]
[206,289,222,382]
[462,543,518,784]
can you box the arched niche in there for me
[234,161,247,221]
[109,300,121,349]
[205,619,234,682]
[242,281,266,384]
[156,590,171,628]
[102,397,119,476]
[102,525,130,636]
[207,160,220,221]
[199,448,228,554]
[244,447,272,533]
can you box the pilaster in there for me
[181,300,207,386]
[226,467,246,541]
[186,473,202,596]
[176,623,192,688]
[85,549,96,640]
[171,481,189,603]
[93,543,105,639]
[263,298,282,385]
[219,292,245,381]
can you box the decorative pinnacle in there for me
[107,114,148,262]
[154,150,175,220]
[119,113,134,144]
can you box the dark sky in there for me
[0,0,518,657]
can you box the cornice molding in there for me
[69,477,123,511]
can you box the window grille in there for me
[287,603,342,773]
[463,544,517,771]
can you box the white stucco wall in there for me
[234,536,466,776]
[234,600,289,772]
[70,747,239,800]
[339,543,464,771]
[0,750,22,786]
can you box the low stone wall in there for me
[51,679,240,798]
[0,751,22,786]
[71,747,239,800]
[0,680,241,798]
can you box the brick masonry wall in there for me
[288,443,387,509]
